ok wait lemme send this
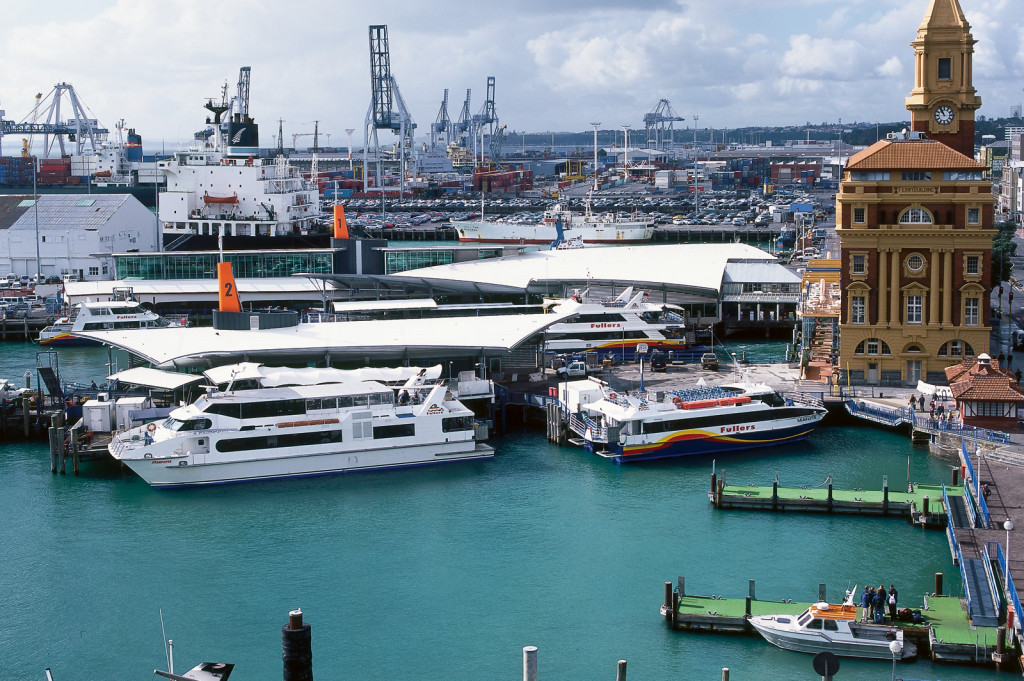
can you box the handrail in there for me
[961,441,991,528]
[982,543,1004,618]
[993,542,1023,638]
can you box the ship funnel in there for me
[333,204,349,239]
[217,262,242,312]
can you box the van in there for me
[1013,328,1024,350]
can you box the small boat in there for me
[108,364,493,487]
[561,376,826,462]
[203,192,239,204]
[38,300,182,346]
[748,592,918,661]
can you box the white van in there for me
[1013,328,1024,350]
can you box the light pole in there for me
[1006,519,1014,568]
[33,155,40,285]
[345,128,355,171]
[888,639,903,681]
[590,122,601,192]
[621,124,630,179]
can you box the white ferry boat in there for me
[108,367,492,487]
[544,288,693,362]
[38,300,178,346]
[748,594,917,661]
[453,201,654,245]
[561,376,826,462]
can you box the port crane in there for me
[363,24,416,196]
[643,99,685,150]
[473,76,504,162]
[430,89,452,150]
[0,82,109,157]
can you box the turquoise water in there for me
[0,342,997,680]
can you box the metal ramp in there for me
[35,351,63,398]
[946,495,971,529]
[961,557,999,627]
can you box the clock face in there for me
[934,105,955,125]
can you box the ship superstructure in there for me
[157,67,319,238]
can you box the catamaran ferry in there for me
[561,377,826,462]
[109,366,492,487]
[544,288,693,362]
[38,300,179,346]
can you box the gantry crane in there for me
[472,76,504,162]
[0,83,109,157]
[431,89,452,150]
[363,24,416,196]
[453,89,472,146]
[643,99,685,150]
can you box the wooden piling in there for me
[48,426,57,473]
[883,476,889,515]
[23,398,30,437]
[672,592,680,628]
[716,479,724,506]
[710,472,717,498]
[71,427,79,475]
[721,668,730,681]
[952,466,959,486]
[678,576,685,597]
[934,572,943,596]
[922,495,930,517]
[744,596,751,616]
[664,582,673,623]
[827,483,833,511]
[748,579,755,600]
[771,480,778,510]
[615,660,626,681]
[523,646,537,681]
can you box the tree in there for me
[991,220,1018,287]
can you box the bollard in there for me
[952,466,959,486]
[664,582,673,623]
[615,659,626,681]
[282,608,312,681]
[934,573,943,596]
[523,646,537,681]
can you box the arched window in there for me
[854,339,892,355]
[905,344,923,353]
[899,208,933,224]
[938,340,975,357]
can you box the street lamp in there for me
[1006,519,1014,568]
[590,122,601,192]
[888,639,903,681]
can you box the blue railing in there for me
[952,526,975,617]
[994,542,1023,638]
[982,543,1004,617]
[961,441,991,529]
[919,414,1012,444]
[845,400,914,427]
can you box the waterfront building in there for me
[836,0,994,387]
[945,355,1024,430]
[0,194,157,281]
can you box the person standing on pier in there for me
[908,394,916,411]
[860,586,872,622]
[872,585,886,623]
[918,394,925,411]
[887,585,898,621]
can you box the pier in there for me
[661,577,1006,666]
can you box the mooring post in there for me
[818,583,827,601]
[716,479,724,506]
[678,576,685,597]
[672,592,680,628]
[827,483,833,511]
[922,495,930,519]
[934,572,943,596]
[664,582,673,623]
[952,466,959,486]
[23,397,30,437]
[710,472,717,498]
[71,427,79,475]
[523,646,537,681]
[721,668,729,681]
[771,480,778,510]
[882,474,889,515]
[744,596,751,616]
[54,414,65,474]
[48,426,57,473]
[748,579,756,600]
[997,626,1006,656]
[615,659,626,681]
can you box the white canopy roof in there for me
[78,310,574,369]
[203,363,443,387]
[107,366,205,391]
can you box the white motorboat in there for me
[748,595,917,661]
[38,300,179,346]
[108,366,492,487]
[561,376,826,462]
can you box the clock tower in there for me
[904,0,981,158]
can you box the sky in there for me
[1,0,1022,151]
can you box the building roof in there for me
[845,138,984,171]
[0,194,137,231]
[918,0,969,33]
[75,309,575,369]
[388,243,776,297]
[946,356,1024,402]
[722,262,801,284]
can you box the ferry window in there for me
[204,403,241,418]
[807,619,823,630]
[183,419,212,431]
[351,395,370,407]
[797,614,811,627]
[368,393,392,406]
[823,620,839,631]
[240,399,304,419]
[338,396,353,408]
[442,416,474,432]
[373,423,416,439]
[307,398,337,411]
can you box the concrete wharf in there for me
[659,577,1006,666]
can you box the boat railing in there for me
[786,392,825,409]
[568,413,607,442]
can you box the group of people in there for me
[860,584,898,623]
[907,394,960,426]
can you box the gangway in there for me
[35,350,63,399]
[946,494,971,529]
[960,556,999,627]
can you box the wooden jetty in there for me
[660,576,1008,666]
[709,471,957,529]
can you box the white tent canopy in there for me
[107,367,205,391]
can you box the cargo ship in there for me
[453,199,654,245]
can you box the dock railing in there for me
[961,441,991,529]
[981,542,1004,620]
[992,542,1023,643]
[844,400,914,427]
[916,414,1012,445]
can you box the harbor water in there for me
[0,342,998,681]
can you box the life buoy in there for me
[608,392,617,400]
[146,423,157,433]
[672,396,683,408]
